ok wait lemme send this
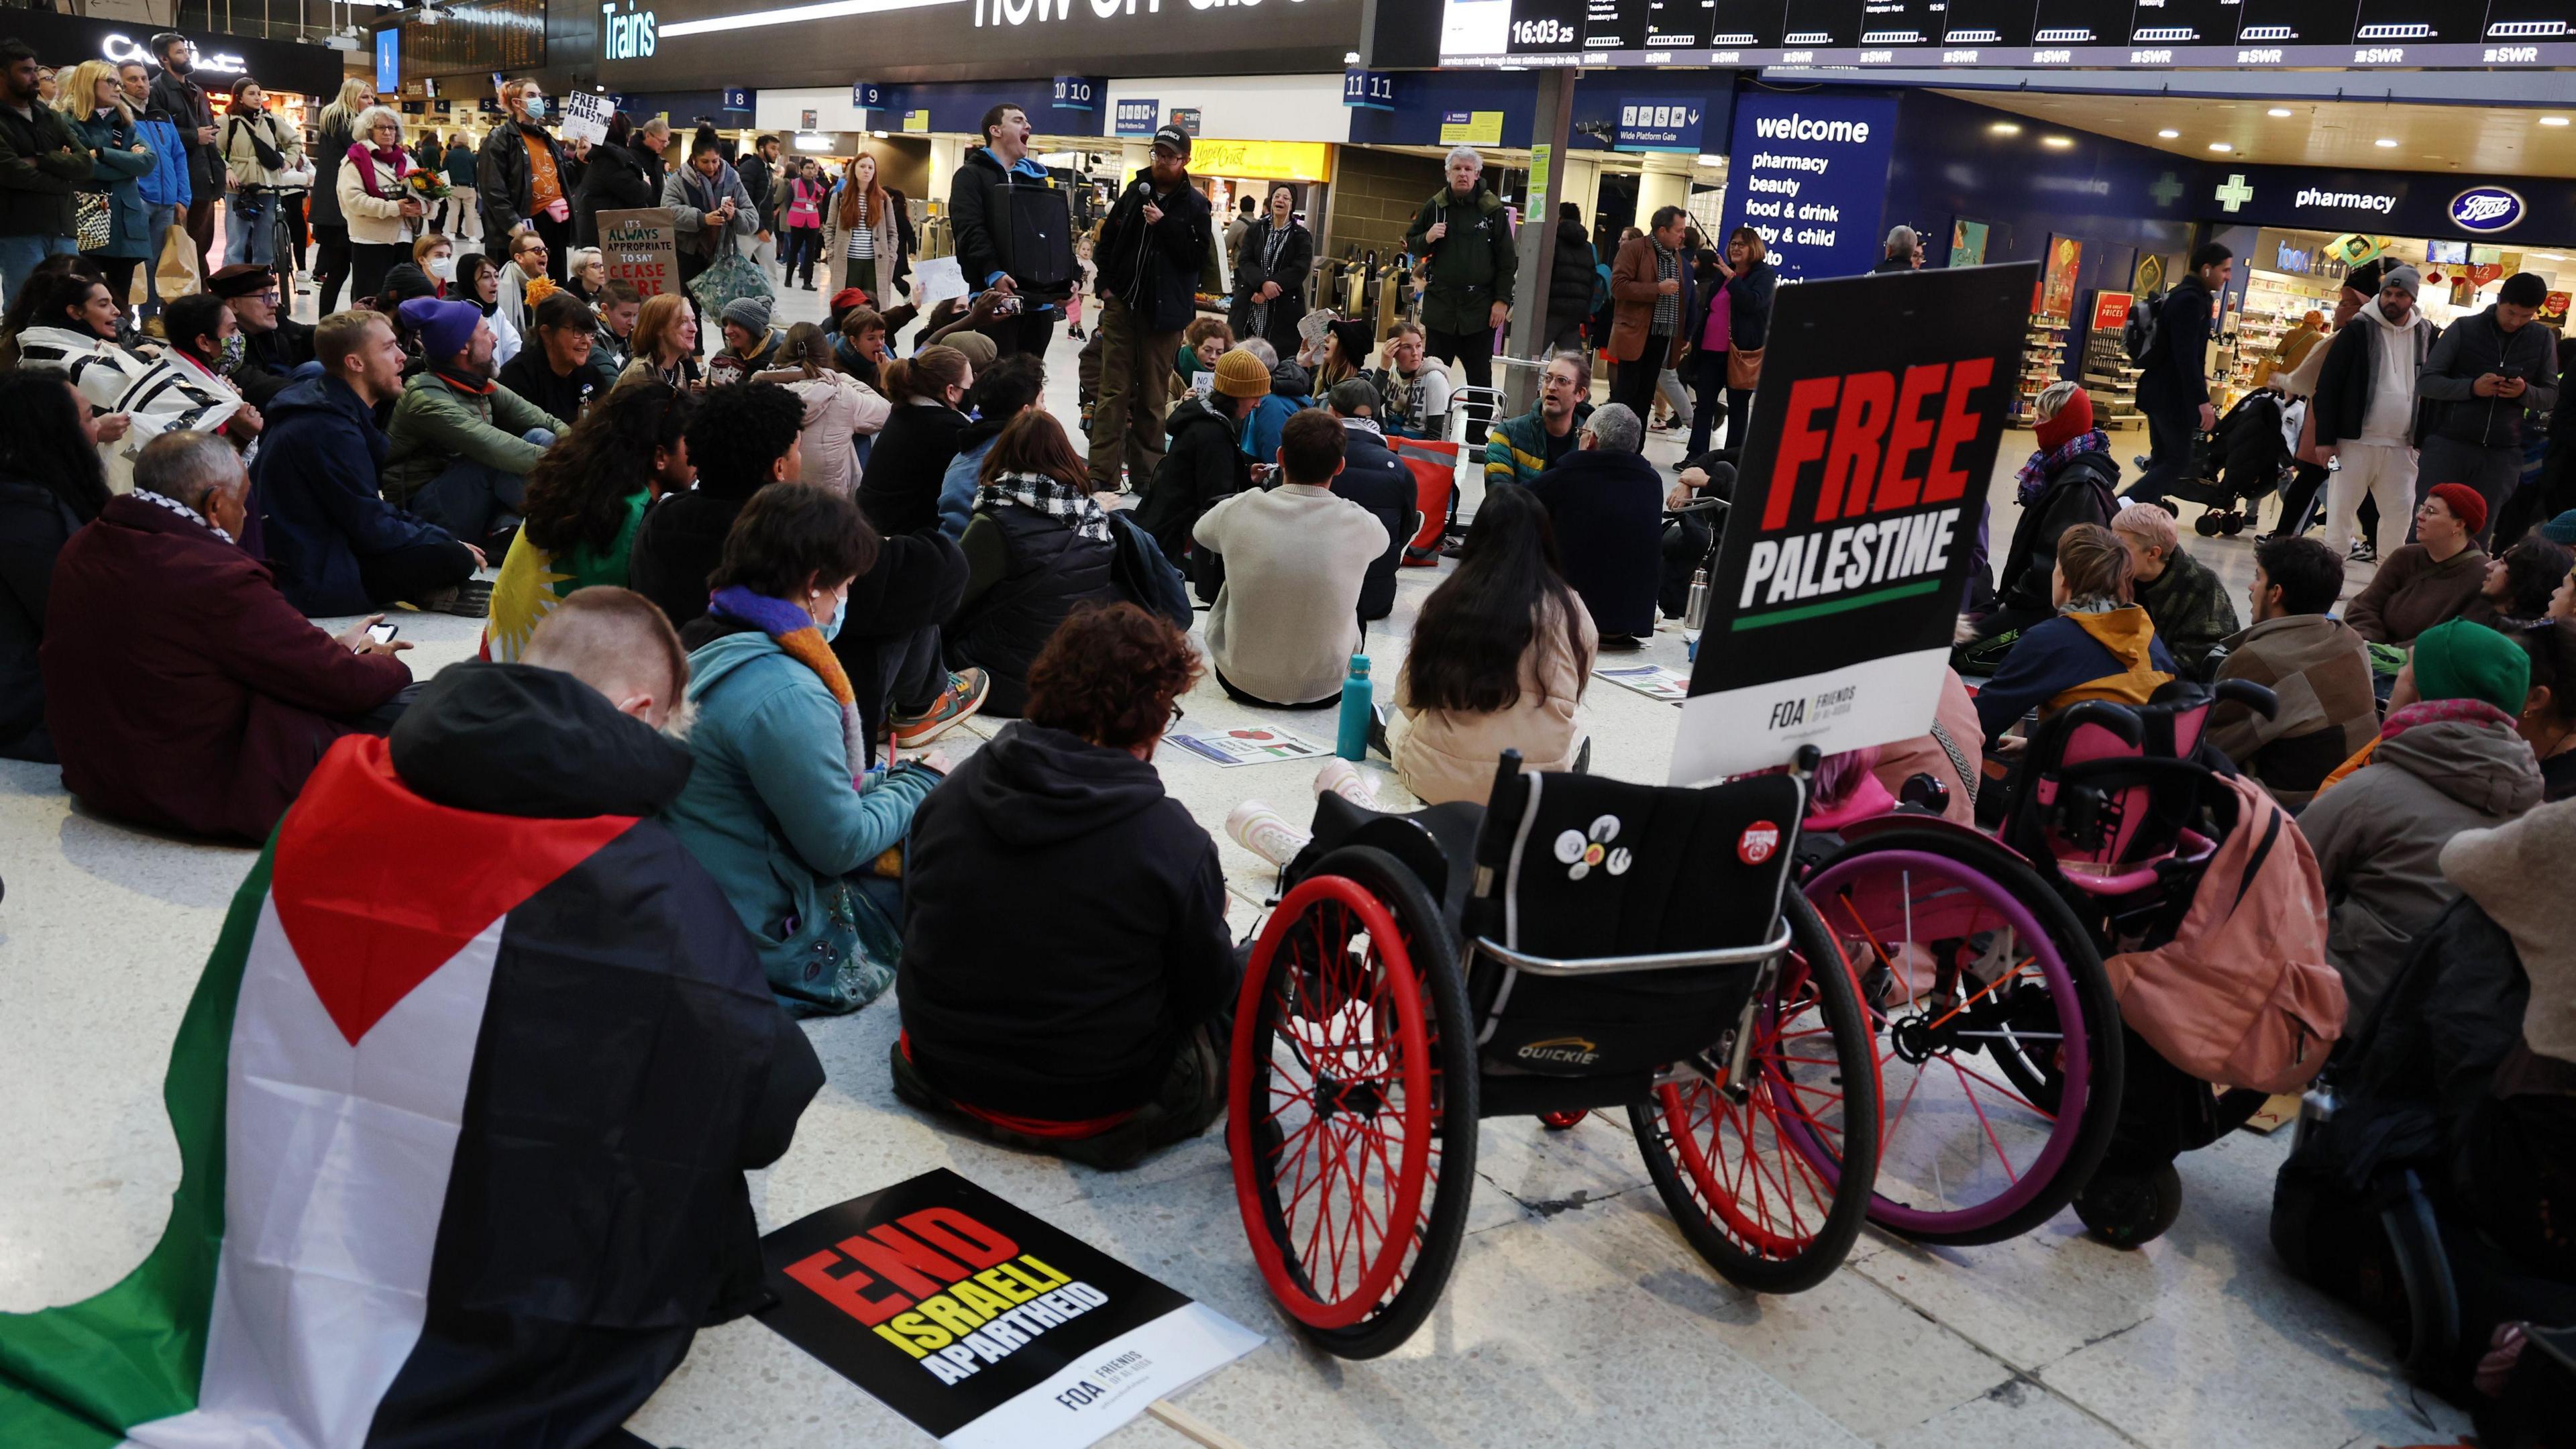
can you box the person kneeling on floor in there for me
[895,601,1240,1170]
[1530,400,1663,648]
[382,295,569,555]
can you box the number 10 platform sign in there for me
[757,1169,1260,1448]
[1672,262,2038,785]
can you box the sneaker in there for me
[2347,539,2377,564]
[891,669,990,747]
[1225,798,1309,867]
[1312,757,1378,806]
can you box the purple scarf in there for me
[346,142,409,202]
[2014,427,2109,507]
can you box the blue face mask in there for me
[818,593,846,643]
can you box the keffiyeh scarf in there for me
[707,585,869,773]
[2382,696,2517,743]
[978,469,1113,543]
[2015,427,2110,506]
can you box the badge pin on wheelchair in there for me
[1554,815,1631,879]
[1737,821,1780,865]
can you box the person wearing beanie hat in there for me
[713,293,782,376]
[1133,345,1267,595]
[2345,481,2491,645]
[2416,268,2562,546]
[2542,507,2576,547]
[1086,118,1214,490]
[1978,380,2121,641]
[2300,613,2544,1024]
[2268,257,2391,541]
[379,293,569,553]
[2314,258,2438,563]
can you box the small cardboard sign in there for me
[1672,262,2037,785]
[912,254,969,308]
[558,90,612,146]
[757,1170,1260,1448]
[598,207,679,300]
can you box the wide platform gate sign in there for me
[757,1169,1260,1448]
[1672,262,2039,785]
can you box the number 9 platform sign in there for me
[756,1169,1260,1448]
[1672,262,2039,785]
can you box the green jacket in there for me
[1403,186,1517,335]
[661,628,942,1015]
[380,370,568,506]
[1482,401,1591,490]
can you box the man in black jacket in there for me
[2127,241,2233,510]
[946,103,1065,360]
[1087,124,1212,491]
[1136,347,1267,601]
[0,40,91,305]
[2416,271,2561,547]
[1324,377,1415,623]
[736,133,780,271]
[148,32,221,279]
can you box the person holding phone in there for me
[2416,271,2561,548]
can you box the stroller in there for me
[2165,389,2296,537]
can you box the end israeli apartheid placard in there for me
[757,1169,1260,1448]
[1671,262,2039,786]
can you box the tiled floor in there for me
[0,271,2453,1447]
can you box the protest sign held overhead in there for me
[757,1169,1260,1449]
[1672,262,2039,786]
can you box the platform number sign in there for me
[1342,68,1395,111]
[852,82,885,109]
[1113,97,1157,138]
[1052,76,1097,112]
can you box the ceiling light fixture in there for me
[1989,122,2021,135]
[2375,138,2400,148]
[2267,107,2293,117]
[2208,142,2234,152]
[2158,128,2181,139]
[2042,136,2074,148]
[2542,116,2571,127]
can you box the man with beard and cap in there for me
[382,294,569,554]
[2313,260,2438,564]
[206,262,314,407]
[1087,123,1212,491]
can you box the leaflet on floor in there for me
[1674,262,2039,785]
[757,1169,1261,1448]
[1161,724,1329,767]
[1593,663,1690,706]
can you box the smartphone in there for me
[996,294,1023,315]
[367,623,398,645]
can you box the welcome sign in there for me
[1717,91,1898,282]
[1672,262,2038,785]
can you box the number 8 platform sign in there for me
[1672,262,2039,785]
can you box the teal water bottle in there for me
[1336,654,1374,761]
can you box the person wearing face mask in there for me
[476,78,580,282]
[382,295,568,555]
[411,231,455,292]
[659,469,945,1016]
[157,292,264,449]
[43,429,415,843]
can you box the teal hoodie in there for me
[661,629,942,1015]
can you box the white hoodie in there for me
[2358,298,2428,445]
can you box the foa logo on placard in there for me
[2451,186,2526,233]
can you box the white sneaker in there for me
[1226,799,1310,867]
[1311,758,1377,806]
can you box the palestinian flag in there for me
[0,730,815,1447]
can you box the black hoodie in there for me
[629,484,757,632]
[898,720,1234,1120]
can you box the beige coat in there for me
[820,183,902,305]
[1391,599,1597,806]
[334,146,415,246]
[221,109,304,192]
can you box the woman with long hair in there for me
[335,105,426,309]
[759,321,888,497]
[1390,482,1597,804]
[217,76,305,268]
[482,381,696,661]
[856,343,972,536]
[822,148,901,305]
[309,75,379,312]
[55,60,156,312]
[1720,225,1774,449]
[453,251,523,366]
[13,271,234,486]
[616,291,703,393]
[946,411,1122,715]
[1226,181,1312,356]
[2463,536,2574,631]
[0,369,115,761]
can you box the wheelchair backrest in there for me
[1469,760,1805,961]
[2014,681,2221,879]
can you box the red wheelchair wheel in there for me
[1629,891,1883,1295]
[1228,847,1478,1358]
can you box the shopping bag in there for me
[686,248,773,322]
[154,223,200,298]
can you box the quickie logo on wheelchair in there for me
[1514,1035,1604,1067]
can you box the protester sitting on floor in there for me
[44,430,414,843]
[1972,523,2177,743]
[937,354,1045,539]
[1169,316,1231,402]
[1239,338,1313,468]
[2459,535,2573,631]
[2208,535,2378,810]
[1976,383,2121,645]
[615,291,703,394]
[661,482,945,1016]
[756,321,888,500]
[947,411,1122,718]
[2513,620,2576,803]
[713,295,784,379]
[13,270,239,486]
[382,296,567,555]
[1529,401,1663,648]
[591,276,641,374]
[1324,376,1415,623]
[1136,345,1267,597]
[1195,408,1389,708]
[157,294,264,451]
[2300,617,2542,1024]
[208,263,315,407]
[2111,501,2240,676]
[1485,350,1593,492]
[494,291,617,426]
[0,370,112,762]
[631,378,803,632]
[855,343,971,538]
[2346,484,2491,645]
[484,381,696,661]
[894,600,1236,1170]
[254,309,484,615]
[1391,480,1595,806]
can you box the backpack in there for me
[2123,286,2163,364]
[1107,511,1193,629]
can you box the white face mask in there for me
[427,255,457,282]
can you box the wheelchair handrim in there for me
[1803,847,2094,1236]
[1227,873,1436,1331]
[1653,955,1852,1260]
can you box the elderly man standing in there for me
[1404,146,1516,444]
[1088,123,1212,492]
[2111,501,2239,676]
[1872,225,1923,274]
[42,430,415,842]
[1531,402,1663,648]
[1607,206,1693,425]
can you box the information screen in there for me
[2477,0,2576,40]
[2030,0,2135,45]
[2353,0,2485,44]
[2127,0,2246,44]
[1941,0,2042,44]
[1704,0,1786,46]
[2229,0,2363,42]
[1851,0,1949,46]
[1585,0,1655,49]
[1645,0,1712,47]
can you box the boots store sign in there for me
[596,0,1362,86]
[2203,166,2567,239]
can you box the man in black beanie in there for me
[2417,269,2561,547]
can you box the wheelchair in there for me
[1798,677,2280,1248]
[1226,749,1884,1358]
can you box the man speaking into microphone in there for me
[1089,123,1214,492]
